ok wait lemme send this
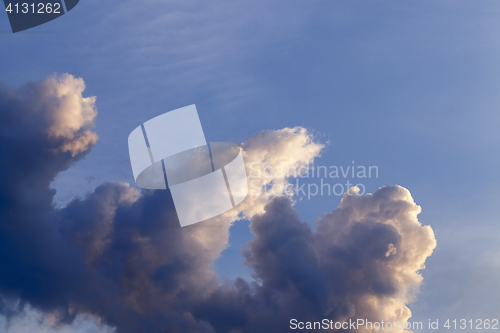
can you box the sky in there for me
[0,0,499,332]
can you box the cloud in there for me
[41,75,98,157]
[0,75,436,333]
[195,186,436,333]
[312,186,437,330]
[0,74,98,158]
[0,301,114,333]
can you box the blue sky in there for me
[1,0,500,332]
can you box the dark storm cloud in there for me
[0,75,436,333]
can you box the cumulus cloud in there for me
[0,75,436,333]
[312,186,436,331]
[41,74,98,156]
[0,74,98,158]
[239,127,325,216]
[196,186,436,333]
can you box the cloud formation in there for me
[0,75,436,333]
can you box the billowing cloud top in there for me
[0,75,436,333]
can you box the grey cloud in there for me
[0,75,435,333]
[194,187,436,333]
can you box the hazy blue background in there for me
[1,0,499,331]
